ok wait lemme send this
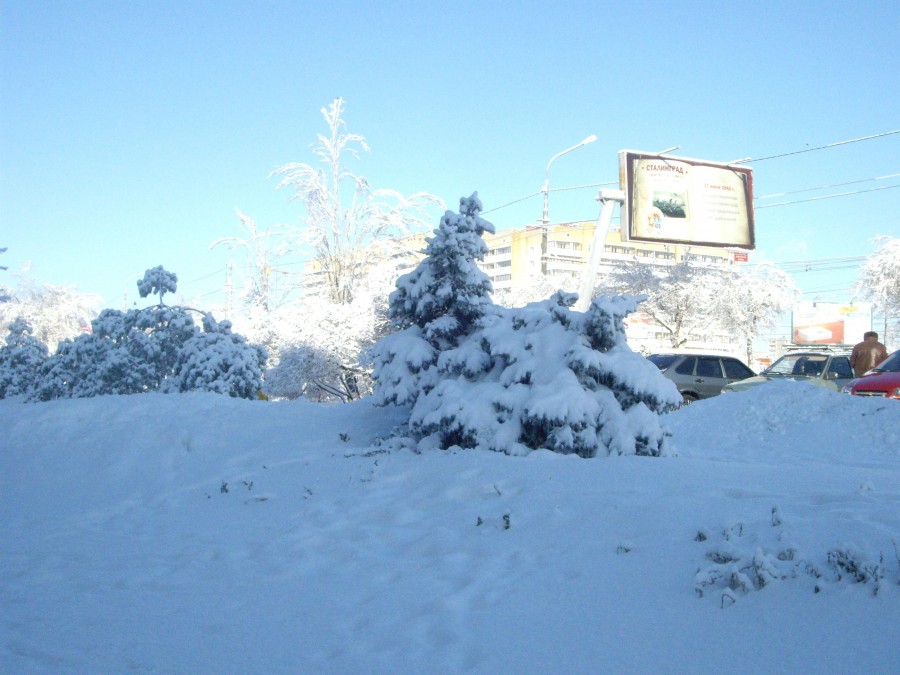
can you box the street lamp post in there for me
[539,135,597,275]
[541,134,597,226]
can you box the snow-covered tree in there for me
[385,291,681,456]
[372,193,495,406]
[262,270,392,402]
[0,319,48,399]
[271,97,443,304]
[603,260,721,348]
[713,264,796,362]
[0,270,100,351]
[170,318,266,399]
[137,266,178,305]
[372,194,681,456]
[263,343,340,401]
[210,210,285,313]
[29,267,266,401]
[855,236,900,320]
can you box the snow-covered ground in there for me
[2,380,898,673]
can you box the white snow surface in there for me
[2,379,899,673]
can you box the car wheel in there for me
[681,393,699,406]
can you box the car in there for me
[647,353,756,405]
[841,349,900,399]
[721,349,855,394]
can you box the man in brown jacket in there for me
[849,331,888,377]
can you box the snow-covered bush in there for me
[28,267,266,401]
[372,194,681,457]
[0,319,49,399]
[408,292,681,456]
[170,319,266,398]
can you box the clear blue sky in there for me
[2,0,898,312]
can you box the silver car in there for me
[647,353,756,405]
[721,350,854,394]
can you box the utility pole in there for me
[225,261,234,320]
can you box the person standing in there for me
[849,331,888,377]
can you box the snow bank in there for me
[1,390,898,673]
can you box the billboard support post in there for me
[575,189,625,312]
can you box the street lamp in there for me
[541,134,597,226]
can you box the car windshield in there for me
[872,350,900,373]
[647,355,679,371]
[764,353,828,377]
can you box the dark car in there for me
[722,349,855,394]
[647,353,756,405]
[842,349,900,399]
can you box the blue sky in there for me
[2,0,898,313]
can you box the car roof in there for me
[649,353,739,358]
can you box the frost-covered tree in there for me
[855,236,900,320]
[272,97,442,304]
[0,270,101,351]
[210,210,285,313]
[604,260,721,348]
[262,269,392,402]
[372,193,495,406]
[0,319,48,399]
[714,264,796,362]
[264,343,338,401]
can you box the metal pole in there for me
[575,189,625,312]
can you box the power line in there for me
[731,129,900,164]
[482,191,542,215]
[755,172,900,200]
[182,268,224,285]
[755,183,900,209]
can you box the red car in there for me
[843,349,900,399]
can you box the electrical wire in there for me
[755,184,900,209]
[755,172,900,200]
[482,191,542,215]
[730,129,900,164]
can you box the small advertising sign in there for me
[619,151,755,249]
[791,302,872,345]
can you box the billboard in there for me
[619,151,754,249]
[791,302,872,345]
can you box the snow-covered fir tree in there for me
[406,292,682,456]
[371,193,494,406]
[372,194,682,457]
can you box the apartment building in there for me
[481,221,734,294]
